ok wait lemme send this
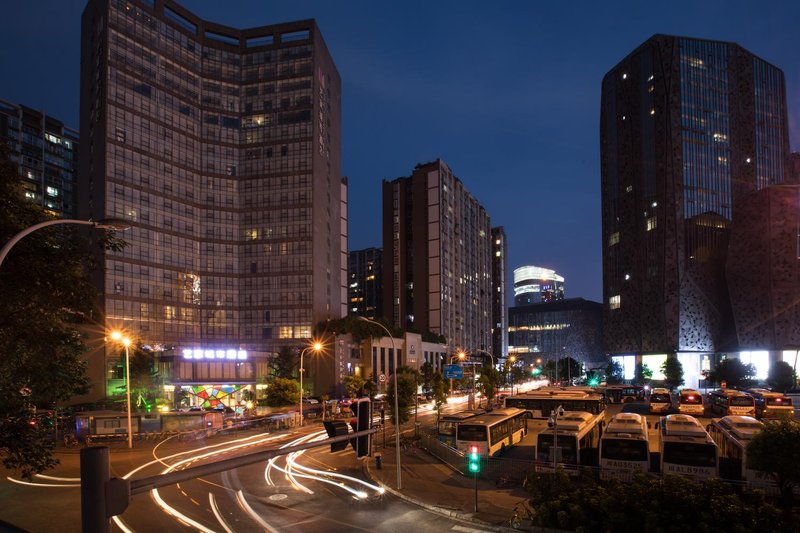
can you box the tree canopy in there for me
[746,419,800,507]
[386,366,418,424]
[661,356,685,390]
[766,361,796,393]
[265,377,300,407]
[269,345,299,379]
[707,357,756,389]
[0,146,124,479]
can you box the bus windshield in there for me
[537,434,578,464]
[457,424,487,441]
[663,442,716,467]
[601,439,648,461]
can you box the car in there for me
[302,397,319,404]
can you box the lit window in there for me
[648,85,654,93]
[495,239,501,245]
[746,157,751,163]
[650,108,655,115]
[609,295,621,310]
[624,273,631,281]
[622,73,628,80]
[495,251,501,257]
[646,216,657,231]
[295,326,311,338]
[622,115,626,121]
[651,201,658,208]
[25,191,35,199]
[245,229,258,240]
[164,306,176,320]
[625,185,633,193]
[46,186,59,196]
[279,326,293,339]
[718,156,728,163]
[647,75,654,82]
[608,232,620,246]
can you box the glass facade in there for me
[80,0,344,389]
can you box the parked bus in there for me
[649,388,672,414]
[706,416,771,485]
[535,411,604,474]
[504,390,605,433]
[602,385,645,404]
[600,413,650,480]
[678,388,704,416]
[658,414,718,480]
[745,389,793,419]
[437,409,485,446]
[455,408,528,457]
[708,389,756,417]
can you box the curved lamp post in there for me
[357,316,402,490]
[299,341,323,427]
[0,218,130,268]
[109,331,133,449]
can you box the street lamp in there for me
[357,316,402,490]
[0,218,130,268]
[109,330,133,449]
[299,341,323,427]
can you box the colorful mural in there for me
[191,384,242,408]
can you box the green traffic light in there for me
[469,462,479,472]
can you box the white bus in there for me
[649,388,672,414]
[437,409,485,447]
[745,389,793,419]
[678,388,704,416]
[535,411,604,474]
[658,414,718,481]
[600,413,650,480]
[504,390,605,434]
[706,416,776,488]
[708,389,756,417]
[455,407,528,457]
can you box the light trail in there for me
[208,493,234,533]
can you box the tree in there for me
[605,360,625,384]
[767,361,796,393]
[556,357,583,384]
[269,345,298,379]
[633,363,653,386]
[707,358,755,389]
[119,345,160,411]
[343,374,367,398]
[386,366,417,424]
[661,356,684,390]
[265,377,300,407]
[431,372,448,421]
[477,367,502,406]
[420,362,435,396]
[746,419,800,507]
[0,146,124,479]
[509,366,526,391]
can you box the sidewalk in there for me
[364,443,527,530]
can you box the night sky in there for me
[1,0,798,302]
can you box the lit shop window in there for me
[279,326,293,339]
[295,326,312,338]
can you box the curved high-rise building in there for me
[513,265,564,306]
[78,0,345,401]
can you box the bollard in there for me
[375,452,382,470]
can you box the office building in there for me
[601,35,790,387]
[0,99,79,218]
[508,298,603,366]
[491,227,508,359]
[347,247,383,320]
[382,159,492,354]
[78,0,345,402]
[513,265,565,305]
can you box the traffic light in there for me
[531,367,541,377]
[588,376,600,387]
[322,420,351,452]
[353,398,372,458]
[467,444,481,473]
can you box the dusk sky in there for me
[1,0,798,302]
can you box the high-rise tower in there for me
[601,35,789,382]
[78,0,345,399]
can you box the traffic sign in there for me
[443,364,464,379]
[379,374,387,383]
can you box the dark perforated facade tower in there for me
[78,0,345,399]
[601,35,789,360]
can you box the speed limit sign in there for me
[379,374,386,383]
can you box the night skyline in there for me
[2,1,798,302]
